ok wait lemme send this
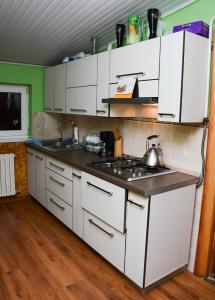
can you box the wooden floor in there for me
[0,198,215,300]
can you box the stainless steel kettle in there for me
[142,135,164,167]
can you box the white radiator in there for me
[0,153,16,197]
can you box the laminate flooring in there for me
[0,197,215,300]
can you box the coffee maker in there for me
[99,131,115,157]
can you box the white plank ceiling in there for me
[0,0,193,66]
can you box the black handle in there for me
[127,199,145,209]
[87,181,113,196]
[158,113,176,117]
[72,172,81,179]
[147,135,159,140]
[88,219,114,237]
[70,109,87,112]
[116,72,145,78]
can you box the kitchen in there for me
[0,0,215,299]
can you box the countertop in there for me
[26,143,197,197]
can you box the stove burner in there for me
[89,157,176,181]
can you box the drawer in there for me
[46,156,73,180]
[81,172,125,233]
[46,169,73,206]
[46,190,73,230]
[66,86,96,116]
[110,38,160,83]
[83,210,125,272]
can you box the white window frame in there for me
[0,84,28,139]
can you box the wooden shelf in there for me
[102,98,158,105]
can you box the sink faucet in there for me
[58,127,63,141]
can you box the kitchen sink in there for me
[38,139,82,151]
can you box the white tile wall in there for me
[32,112,205,272]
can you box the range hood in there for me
[102,97,158,105]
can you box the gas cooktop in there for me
[88,157,176,182]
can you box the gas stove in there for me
[89,157,176,182]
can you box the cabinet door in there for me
[125,192,149,288]
[66,55,97,88]
[110,38,160,83]
[44,67,54,112]
[53,64,66,113]
[66,86,96,116]
[72,168,83,238]
[27,148,36,198]
[96,52,109,117]
[158,32,184,122]
[145,185,196,287]
[35,152,46,207]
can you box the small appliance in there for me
[99,131,115,157]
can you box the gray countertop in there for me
[26,143,197,197]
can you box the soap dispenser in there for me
[73,125,79,144]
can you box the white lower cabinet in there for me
[72,168,83,238]
[125,192,149,287]
[27,148,46,207]
[83,210,125,272]
[46,190,73,230]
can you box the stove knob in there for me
[113,168,117,173]
[138,171,142,176]
[132,172,136,178]
[118,169,122,175]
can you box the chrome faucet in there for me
[57,127,63,141]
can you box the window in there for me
[0,85,28,138]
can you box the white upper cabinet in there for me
[54,63,66,113]
[44,67,54,112]
[96,51,110,117]
[158,31,208,123]
[110,38,160,83]
[66,55,97,88]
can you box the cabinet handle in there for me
[116,72,145,78]
[72,172,81,179]
[54,108,63,111]
[45,107,52,110]
[96,110,107,114]
[127,199,145,209]
[49,176,65,187]
[86,181,113,196]
[27,151,33,156]
[49,161,65,171]
[50,198,65,210]
[69,109,87,113]
[158,113,176,117]
[88,219,114,238]
[35,155,43,161]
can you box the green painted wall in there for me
[0,63,44,113]
[163,0,215,32]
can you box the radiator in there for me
[0,153,16,197]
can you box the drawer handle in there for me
[49,176,65,187]
[127,199,145,209]
[96,110,107,114]
[88,219,114,238]
[35,155,43,161]
[50,198,65,210]
[27,151,33,156]
[158,113,176,117]
[50,161,65,171]
[54,108,63,111]
[116,72,145,78]
[86,181,113,196]
[72,172,81,179]
[45,107,52,110]
[70,109,87,112]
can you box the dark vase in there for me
[147,8,159,39]
[116,24,126,47]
